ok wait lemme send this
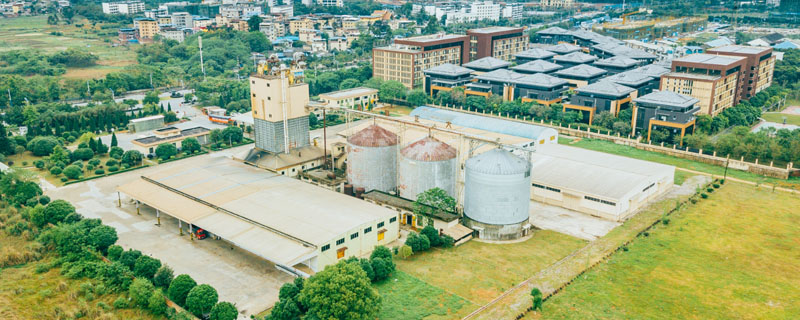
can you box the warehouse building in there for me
[128,115,165,133]
[131,126,211,155]
[118,156,399,276]
[530,143,674,221]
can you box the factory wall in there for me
[309,214,399,272]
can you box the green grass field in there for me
[564,138,800,189]
[375,270,477,320]
[0,16,136,79]
[761,112,800,126]
[538,182,800,319]
[395,230,586,306]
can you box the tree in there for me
[531,287,543,311]
[148,290,168,315]
[209,301,238,320]
[134,255,162,280]
[88,225,118,254]
[245,31,271,52]
[95,140,108,154]
[63,164,82,179]
[110,132,118,147]
[221,126,243,144]
[363,77,383,89]
[270,297,303,320]
[168,274,197,307]
[406,89,430,106]
[41,199,75,226]
[143,91,160,105]
[107,245,123,260]
[27,136,59,156]
[423,16,441,34]
[129,278,155,307]
[414,188,456,226]
[0,125,13,155]
[100,262,133,291]
[119,249,142,269]
[185,284,219,317]
[378,80,407,101]
[406,232,430,253]
[155,143,178,160]
[72,147,94,161]
[420,225,442,247]
[109,146,124,159]
[181,137,201,153]
[278,282,301,301]
[153,265,175,289]
[371,258,391,282]
[299,260,380,320]
[339,78,361,90]
[247,15,263,32]
[121,150,143,166]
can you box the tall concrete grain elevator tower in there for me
[249,62,310,153]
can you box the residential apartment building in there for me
[289,17,315,34]
[102,1,145,15]
[134,17,160,40]
[319,87,378,110]
[373,34,470,89]
[159,26,187,42]
[193,17,213,29]
[328,37,348,51]
[661,53,746,116]
[540,0,574,8]
[467,27,528,62]
[705,45,775,100]
[259,22,286,42]
[318,0,343,7]
[172,12,193,29]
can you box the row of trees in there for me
[0,168,238,320]
[0,48,98,76]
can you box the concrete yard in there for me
[46,147,291,318]
[529,201,620,240]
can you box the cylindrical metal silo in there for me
[346,124,398,193]
[463,148,532,240]
[398,136,457,201]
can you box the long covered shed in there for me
[117,156,399,276]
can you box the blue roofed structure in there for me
[409,106,559,146]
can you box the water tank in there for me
[347,124,398,193]
[464,148,531,229]
[398,137,457,201]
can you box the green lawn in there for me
[396,230,586,306]
[539,182,800,319]
[564,138,800,189]
[761,112,800,126]
[375,270,477,320]
[0,16,136,79]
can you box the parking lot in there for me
[46,147,290,318]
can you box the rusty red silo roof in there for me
[401,136,457,161]
[348,124,399,147]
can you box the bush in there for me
[38,195,50,205]
[88,225,118,253]
[101,262,133,291]
[113,296,129,309]
[441,234,455,248]
[398,245,412,259]
[95,169,105,174]
[88,158,101,166]
[371,258,392,282]
[109,146,124,159]
[107,165,119,172]
[133,255,161,280]
[700,193,709,199]
[181,138,201,153]
[107,245,123,260]
[185,284,218,317]
[60,177,68,182]
[63,165,82,179]
[168,274,197,307]
[155,143,178,160]
[34,160,45,169]
[105,159,118,166]
[662,218,670,225]
[153,265,174,289]
[209,301,238,320]
[420,225,442,247]
[706,187,714,193]
[72,148,94,161]
[49,166,63,175]
[121,150,143,166]
[713,183,720,188]
[40,200,75,226]
[405,232,431,253]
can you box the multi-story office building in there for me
[133,17,160,40]
[546,43,582,55]
[534,26,573,45]
[554,64,608,88]
[592,56,642,75]
[592,17,707,41]
[463,56,511,75]
[661,53,746,116]
[514,48,557,64]
[564,81,637,124]
[603,71,655,98]
[511,60,564,75]
[373,34,470,89]
[466,27,528,62]
[102,1,144,15]
[553,51,598,68]
[705,45,775,100]
[423,64,475,97]
[632,90,700,144]
[466,69,569,105]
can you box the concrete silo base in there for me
[463,217,531,241]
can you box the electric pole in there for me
[199,35,207,82]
